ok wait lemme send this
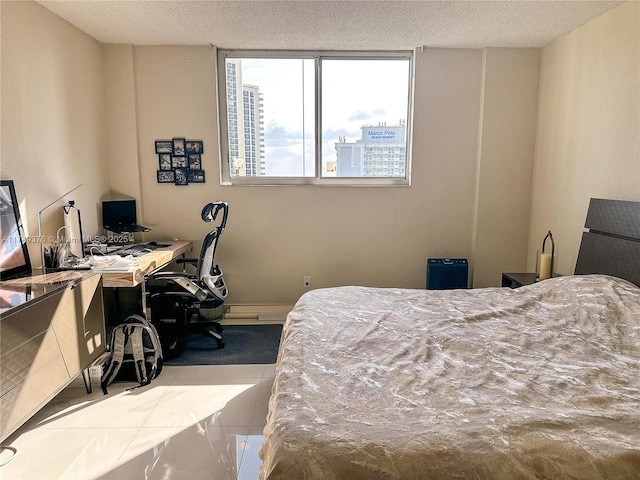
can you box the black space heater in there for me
[426,258,469,290]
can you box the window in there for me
[217,50,413,186]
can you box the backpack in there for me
[101,314,164,394]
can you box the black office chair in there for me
[148,202,229,358]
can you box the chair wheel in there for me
[162,335,181,359]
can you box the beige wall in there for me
[8,1,634,306]
[103,44,141,203]
[106,45,539,304]
[473,48,540,287]
[1,1,110,265]
[107,45,487,304]
[528,1,640,275]
[1,0,543,303]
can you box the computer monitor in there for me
[63,201,84,258]
[0,180,32,279]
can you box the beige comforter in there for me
[260,275,640,479]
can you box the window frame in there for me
[217,49,414,186]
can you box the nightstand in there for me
[501,272,537,288]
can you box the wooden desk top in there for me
[100,240,193,288]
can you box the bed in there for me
[259,198,640,479]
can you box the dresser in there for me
[0,271,105,442]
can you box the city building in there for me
[242,84,265,176]
[335,124,406,177]
[225,60,265,176]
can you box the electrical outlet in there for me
[304,275,311,288]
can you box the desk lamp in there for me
[37,184,82,271]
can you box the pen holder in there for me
[43,244,59,270]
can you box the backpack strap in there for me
[128,315,163,377]
[144,321,164,379]
[129,327,148,386]
[101,326,128,395]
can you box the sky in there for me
[235,56,410,176]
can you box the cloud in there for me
[348,108,386,122]
[265,124,303,147]
[323,126,360,143]
[264,122,313,175]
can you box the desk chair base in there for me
[153,298,225,359]
[157,325,224,359]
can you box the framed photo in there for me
[174,168,188,185]
[158,154,172,171]
[152,137,206,186]
[171,156,187,168]
[188,153,202,170]
[185,140,204,154]
[172,137,186,156]
[157,170,175,183]
[155,140,173,154]
[187,169,206,183]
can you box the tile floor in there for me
[1,364,275,479]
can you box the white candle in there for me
[539,252,552,280]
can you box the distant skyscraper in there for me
[225,60,265,176]
[335,124,406,177]
[242,84,265,176]
[225,60,242,175]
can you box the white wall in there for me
[1,1,110,265]
[528,1,640,275]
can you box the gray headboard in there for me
[574,198,640,287]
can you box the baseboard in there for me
[222,304,292,325]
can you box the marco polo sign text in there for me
[363,126,405,144]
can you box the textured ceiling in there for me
[37,0,623,50]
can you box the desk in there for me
[98,241,192,322]
[0,271,104,442]
[100,240,193,288]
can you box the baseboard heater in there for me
[223,305,292,324]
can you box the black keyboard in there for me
[117,243,161,257]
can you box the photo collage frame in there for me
[155,137,206,185]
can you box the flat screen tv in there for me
[0,180,32,279]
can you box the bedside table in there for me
[501,272,537,288]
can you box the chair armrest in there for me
[175,258,197,273]
[175,258,197,266]
[152,273,208,301]
[174,258,198,273]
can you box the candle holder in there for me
[536,230,556,281]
